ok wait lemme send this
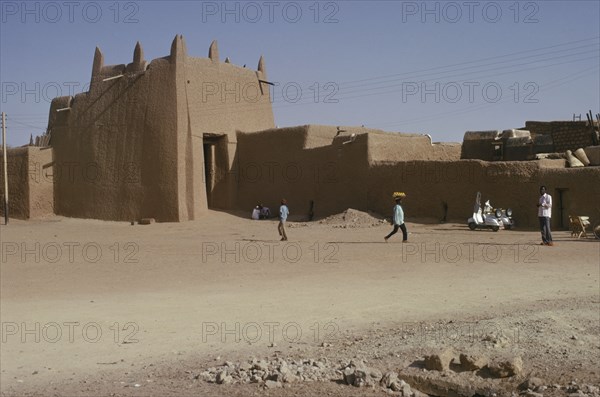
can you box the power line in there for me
[364,65,600,130]
[269,54,598,110]
[320,36,600,86]
[4,37,599,128]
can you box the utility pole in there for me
[2,112,8,225]
[587,110,599,146]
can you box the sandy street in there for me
[1,210,599,396]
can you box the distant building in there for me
[461,121,599,161]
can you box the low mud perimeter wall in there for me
[0,147,54,220]
[368,160,600,229]
[235,138,600,229]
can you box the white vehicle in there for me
[493,206,514,230]
[468,192,502,232]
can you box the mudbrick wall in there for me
[7,37,599,227]
[525,120,598,152]
[46,37,274,222]
[236,126,600,229]
[0,146,54,219]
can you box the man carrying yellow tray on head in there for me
[385,192,407,243]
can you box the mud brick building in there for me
[2,37,599,229]
[525,120,597,152]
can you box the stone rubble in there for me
[198,354,600,397]
[197,356,430,395]
[319,208,388,228]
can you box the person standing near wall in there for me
[537,186,553,246]
[278,199,289,241]
[252,205,261,220]
[385,192,408,242]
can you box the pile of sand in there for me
[318,208,388,228]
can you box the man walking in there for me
[278,199,289,241]
[385,192,408,242]
[537,186,553,246]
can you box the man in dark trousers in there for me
[385,192,407,242]
[537,185,553,246]
[278,199,289,241]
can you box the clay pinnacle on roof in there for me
[133,41,144,64]
[257,55,266,76]
[209,40,219,62]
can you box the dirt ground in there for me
[1,210,599,396]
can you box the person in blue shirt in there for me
[385,193,407,242]
[278,199,289,241]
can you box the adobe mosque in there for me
[2,36,599,229]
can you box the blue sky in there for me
[1,0,599,146]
